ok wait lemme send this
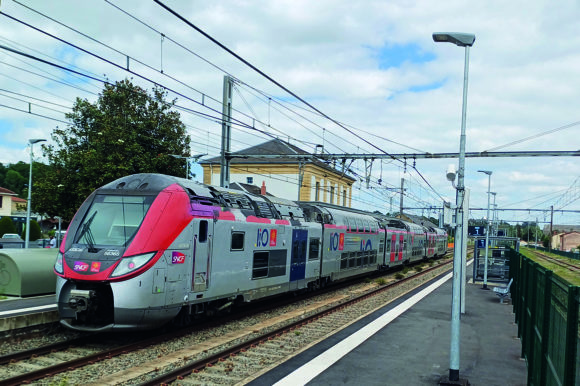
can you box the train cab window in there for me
[231,231,245,251]
[309,238,320,260]
[199,220,208,243]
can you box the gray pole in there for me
[399,177,404,215]
[535,217,538,250]
[25,139,46,248]
[483,173,491,289]
[220,75,233,188]
[447,44,471,382]
[549,205,553,251]
[432,32,475,384]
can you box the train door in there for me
[192,219,213,292]
[290,229,307,287]
[390,233,396,262]
[398,234,404,261]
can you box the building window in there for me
[330,186,335,204]
[315,181,320,201]
[246,177,253,184]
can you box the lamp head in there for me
[29,138,47,145]
[432,32,475,47]
[446,164,457,182]
[477,170,492,176]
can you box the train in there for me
[54,173,447,331]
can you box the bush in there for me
[20,220,42,241]
[402,267,409,274]
[414,266,423,272]
[0,217,17,237]
[375,278,386,286]
[395,273,405,280]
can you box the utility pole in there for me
[535,217,538,250]
[220,75,233,188]
[399,177,405,215]
[549,205,554,251]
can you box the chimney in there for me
[261,181,266,195]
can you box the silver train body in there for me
[54,174,447,331]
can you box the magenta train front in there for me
[55,173,447,331]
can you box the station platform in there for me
[248,269,527,386]
[0,295,57,332]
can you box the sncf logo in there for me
[73,261,89,272]
[172,252,186,264]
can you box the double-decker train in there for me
[54,173,447,331]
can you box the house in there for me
[551,231,580,252]
[0,187,29,233]
[200,139,356,206]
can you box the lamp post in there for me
[433,31,475,385]
[478,170,492,290]
[25,138,46,249]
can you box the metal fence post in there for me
[564,286,579,385]
[540,270,552,386]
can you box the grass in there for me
[520,247,580,286]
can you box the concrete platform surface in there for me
[249,272,527,386]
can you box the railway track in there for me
[0,253,455,385]
[526,248,580,273]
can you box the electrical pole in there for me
[549,205,553,251]
[220,75,233,188]
[399,177,404,215]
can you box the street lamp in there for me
[478,170,492,290]
[170,154,206,180]
[25,138,46,248]
[433,31,475,385]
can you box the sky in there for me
[0,0,578,228]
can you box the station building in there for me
[200,139,356,207]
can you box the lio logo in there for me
[257,229,277,247]
[329,232,344,251]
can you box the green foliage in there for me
[395,273,405,280]
[33,79,190,220]
[20,220,42,241]
[0,217,17,237]
[375,278,386,285]
[414,265,423,272]
[402,267,409,274]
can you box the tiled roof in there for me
[11,197,27,203]
[0,187,17,195]
[200,139,356,182]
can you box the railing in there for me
[510,249,579,385]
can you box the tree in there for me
[33,79,191,220]
[20,220,42,241]
[0,217,17,237]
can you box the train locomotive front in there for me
[55,174,194,331]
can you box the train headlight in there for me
[110,252,156,278]
[54,252,64,275]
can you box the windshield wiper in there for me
[77,211,98,252]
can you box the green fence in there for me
[510,249,580,385]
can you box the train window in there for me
[379,239,384,253]
[252,252,269,279]
[309,238,320,260]
[340,253,348,269]
[231,232,244,251]
[199,220,208,243]
[356,251,362,266]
